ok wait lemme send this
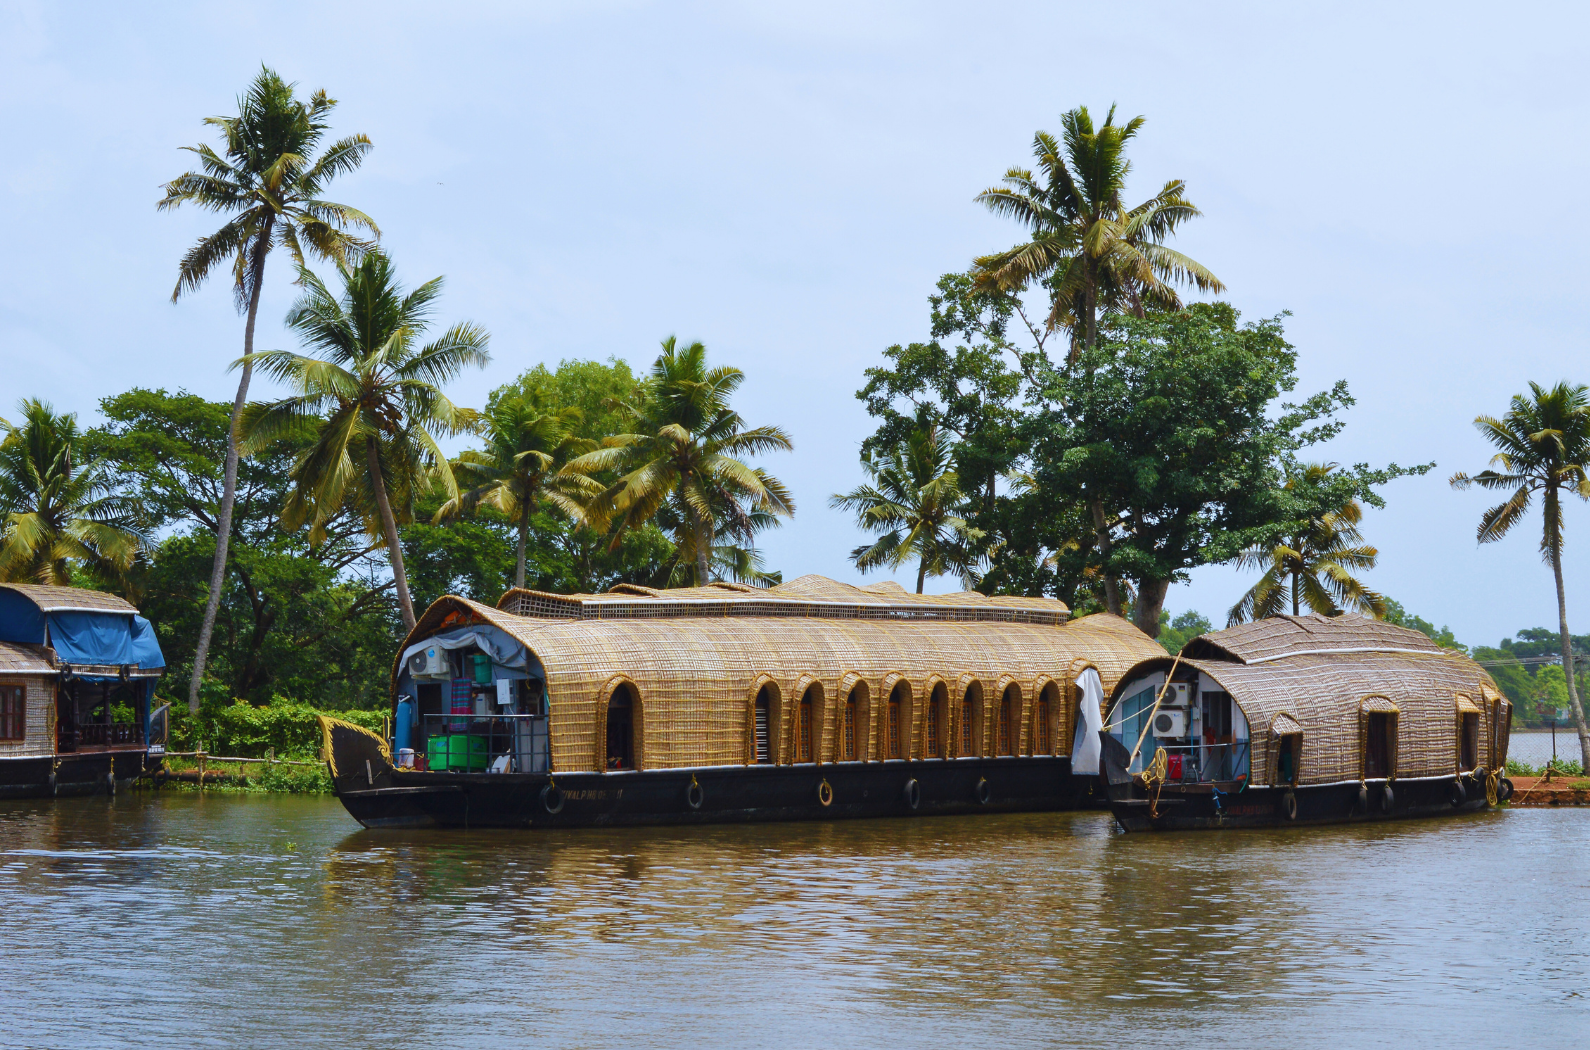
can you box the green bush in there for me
[255,762,333,794]
[164,697,386,759]
[1506,757,1584,778]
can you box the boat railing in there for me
[59,722,144,752]
[407,713,550,774]
[1136,740,1251,783]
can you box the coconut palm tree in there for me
[238,252,488,631]
[160,66,377,710]
[576,337,794,584]
[831,420,982,593]
[435,394,600,590]
[1227,463,1385,624]
[0,400,146,587]
[973,105,1222,361]
[1451,381,1590,771]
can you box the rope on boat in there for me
[1127,651,1185,769]
[1137,747,1169,819]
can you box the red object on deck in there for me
[1167,753,1183,780]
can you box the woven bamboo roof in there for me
[0,583,137,614]
[0,640,56,675]
[497,573,1069,626]
[1182,613,1446,664]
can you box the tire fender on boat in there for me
[1498,777,1514,802]
[1281,791,1298,821]
[1447,779,1466,807]
[1380,784,1395,814]
[816,778,833,807]
[903,778,920,810]
[541,784,565,815]
[686,776,704,810]
[1357,784,1369,813]
[974,777,991,805]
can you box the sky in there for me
[2,0,1587,647]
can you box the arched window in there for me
[960,684,979,757]
[606,684,635,770]
[842,691,858,761]
[997,684,1018,756]
[754,685,773,764]
[1360,697,1399,780]
[1456,696,1481,772]
[886,688,903,760]
[925,682,948,758]
[797,689,815,763]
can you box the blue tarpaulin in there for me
[48,612,165,670]
[0,589,165,670]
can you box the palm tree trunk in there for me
[916,557,927,594]
[1549,530,1590,770]
[187,223,271,714]
[515,500,529,591]
[686,496,711,585]
[367,437,417,632]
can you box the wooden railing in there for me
[58,722,144,751]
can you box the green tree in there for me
[1032,304,1425,636]
[240,252,489,631]
[832,418,982,593]
[1227,462,1388,623]
[1450,380,1590,769]
[160,66,377,711]
[0,400,145,587]
[91,388,399,706]
[437,395,600,590]
[577,337,794,585]
[1381,597,1468,653]
[1157,609,1212,654]
[972,105,1222,359]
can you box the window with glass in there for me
[0,684,23,741]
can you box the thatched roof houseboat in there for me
[1099,614,1514,831]
[322,575,1164,829]
[0,584,168,798]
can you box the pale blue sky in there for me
[2,1,1586,646]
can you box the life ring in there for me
[903,778,921,810]
[1380,784,1395,814]
[1447,779,1466,807]
[974,777,991,805]
[817,779,833,807]
[1281,791,1298,821]
[540,784,565,815]
[1498,777,1514,802]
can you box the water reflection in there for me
[1,794,1586,1048]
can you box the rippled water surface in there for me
[1,794,1585,1048]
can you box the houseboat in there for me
[320,574,1164,829]
[0,584,169,798]
[1099,614,1514,831]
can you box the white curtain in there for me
[1070,667,1106,774]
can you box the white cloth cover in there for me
[1070,667,1106,774]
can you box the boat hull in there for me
[0,751,156,800]
[334,757,1092,830]
[1107,776,1493,832]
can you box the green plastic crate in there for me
[426,733,488,772]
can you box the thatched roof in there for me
[0,641,56,675]
[497,573,1069,626]
[1182,613,1446,664]
[1110,615,1507,786]
[0,584,137,614]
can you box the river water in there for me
[1,794,1585,1049]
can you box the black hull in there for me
[1107,776,1492,831]
[0,751,155,800]
[335,757,1089,829]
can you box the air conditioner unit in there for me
[408,645,451,680]
[1153,708,1188,738]
[1162,682,1191,707]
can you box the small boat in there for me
[320,575,1164,829]
[1099,614,1515,831]
[0,584,168,798]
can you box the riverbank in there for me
[143,754,332,794]
[1509,774,1590,806]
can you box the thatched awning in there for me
[1270,713,1303,736]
